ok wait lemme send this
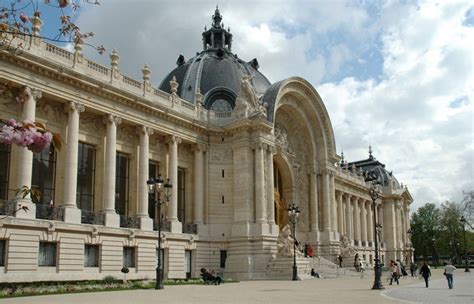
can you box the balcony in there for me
[119,215,140,229]
[36,204,64,221]
[81,210,105,225]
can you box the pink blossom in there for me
[28,132,52,153]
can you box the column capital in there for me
[166,135,182,145]
[266,144,277,154]
[66,101,85,113]
[251,142,264,150]
[192,143,207,152]
[137,125,154,136]
[105,114,122,125]
[20,86,42,102]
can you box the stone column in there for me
[367,200,374,244]
[137,126,153,231]
[337,191,344,234]
[193,144,205,225]
[360,198,367,246]
[14,87,41,219]
[309,170,319,231]
[62,101,85,223]
[321,172,331,231]
[254,143,266,223]
[266,146,276,226]
[345,194,352,239]
[167,135,182,233]
[329,174,337,233]
[102,114,121,227]
[353,197,361,245]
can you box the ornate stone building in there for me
[0,8,413,282]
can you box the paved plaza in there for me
[2,269,472,304]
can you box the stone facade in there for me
[0,12,413,283]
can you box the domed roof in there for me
[159,7,271,111]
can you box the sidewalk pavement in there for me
[1,269,471,304]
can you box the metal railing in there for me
[36,204,64,221]
[183,223,197,234]
[153,220,170,232]
[0,200,16,216]
[81,210,105,225]
[119,215,140,229]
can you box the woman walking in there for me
[420,261,431,288]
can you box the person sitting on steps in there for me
[200,268,223,285]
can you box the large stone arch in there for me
[262,77,338,164]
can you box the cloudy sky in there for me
[44,0,474,210]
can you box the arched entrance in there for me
[273,155,294,231]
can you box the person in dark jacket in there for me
[420,261,431,287]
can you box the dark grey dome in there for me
[158,7,271,111]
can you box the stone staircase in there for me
[310,256,373,279]
[265,257,313,280]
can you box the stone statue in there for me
[277,224,304,258]
[339,235,358,258]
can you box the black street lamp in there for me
[287,203,301,281]
[147,175,172,290]
[460,216,470,272]
[368,184,384,290]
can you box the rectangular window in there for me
[0,144,10,201]
[220,250,227,268]
[148,160,160,219]
[185,250,192,279]
[123,247,135,268]
[115,153,129,216]
[32,146,56,204]
[0,240,6,267]
[77,143,96,211]
[84,244,99,267]
[177,168,186,223]
[38,242,57,267]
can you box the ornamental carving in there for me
[117,124,137,144]
[150,136,165,155]
[37,99,63,124]
[178,143,193,161]
[80,112,102,135]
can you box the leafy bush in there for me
[102,276,117,284]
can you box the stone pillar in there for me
[345,194,352,239]
[266,146,276,226]
[254,143,266,223]
[102,114,121,227]
[62,101,85,223]
[353,197,361,245]
[193,144,205,225]
[329,174,337,232]
[137,126,153,231]
[167,135,182,233]
[309,170,318,231]
[13,87,41,219]
[367,200,374,244]
[321,172,331,231]
[337,191,344,234]
[360,198,367,246]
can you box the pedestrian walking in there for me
[410,262,416,277]
[443,262,456,289]
[338,255,343,268]
[420,261,431,288]
[389,260,399,285]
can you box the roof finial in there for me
[369,143,373,159]
[212,5,222,28]
[340,151,345,165]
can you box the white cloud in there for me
[73,0,473,211]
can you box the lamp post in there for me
[460,216,470,272]
[368,184,384,290]
[287,203,301,281]
[147,175,172,290]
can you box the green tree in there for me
[411,203,441,262]
[438,201,463,263]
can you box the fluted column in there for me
[330,173,337,232]
[167,135,182,233]
[309,170,318,231]
[321,172,331,231]
[62,101,85,223]
[254,143,266,223]
[102,114,121,227]
[353,197,361,244]
[193,144,205,224]
[266,146,276,225]
[14,87,41,219]
[137,126,153,230]
[360,198,367,246]
[337,191,344,234]
[345,194,352,238]
[367,200,374,244]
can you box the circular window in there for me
[210,99,232,112]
